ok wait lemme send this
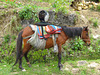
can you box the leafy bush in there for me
[18,5,39,23]
[3,34,10,43]
[28,49,48,63]
[54,6,69,14]
[66,37,88,57]
[18,6,34,20]
[69,38,85,51]
[93,20,98,27]
[52,0,69,14]
[62,36,100,60]
[1,34,100,64]
[0,38,16,63]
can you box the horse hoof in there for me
[29,64,31,67]
[60,66,63,71]
[22,68,26,71]
[58,64,63,70]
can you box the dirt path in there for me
[63,60,100,75]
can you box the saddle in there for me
[35,22,62,39]
[37,25,62,39]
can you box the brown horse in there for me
[13,25,91,71]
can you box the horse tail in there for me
[13,31,23,66]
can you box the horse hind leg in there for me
[19,54,25,71]
[24,51,31,67]
[58,44,63,70]
[19,40,32,71]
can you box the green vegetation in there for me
[52,0,70,14]
[89,18,98,27]
[0,34,100,63]
[0,59,100,75]
[3,34,10,43]
[97,5,100,12]
[28,49,48,63]
[90,4,100,12]
[18,5,39,21]
[93,20,98,27]
[0,35,16,64]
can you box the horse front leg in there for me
[58,44,63,70]
[19,39,31,71]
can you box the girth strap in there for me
[52,34,58,52]
[23,35,33,39]
[41,26,47,40]
[35,22,52,40]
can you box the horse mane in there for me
[62,26,82,38]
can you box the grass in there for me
[93,20,98,27]
[0,59,100,75]
[89,18,98,27]
[0,60,71,75]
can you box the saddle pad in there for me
[45,25,62,34]
[37,26,50,39]
[29,25,62,39]
[37,25,62,39]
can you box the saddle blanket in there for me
[30,25,62,39]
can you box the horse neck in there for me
[62,26,82,38]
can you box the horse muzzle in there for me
[87,43,91,46]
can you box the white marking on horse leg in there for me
[22,69,26,72]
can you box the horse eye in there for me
[86,33,88,36]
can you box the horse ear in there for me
[83,26,88,31]
[85,26,88,31]
[86,26,88,28]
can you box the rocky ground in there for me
[63,60,100,75]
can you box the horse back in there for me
[22,26,34,38]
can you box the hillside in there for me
[0,0,100,38]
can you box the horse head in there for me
[81,26,91,46]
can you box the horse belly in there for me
[45,38,54,49]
